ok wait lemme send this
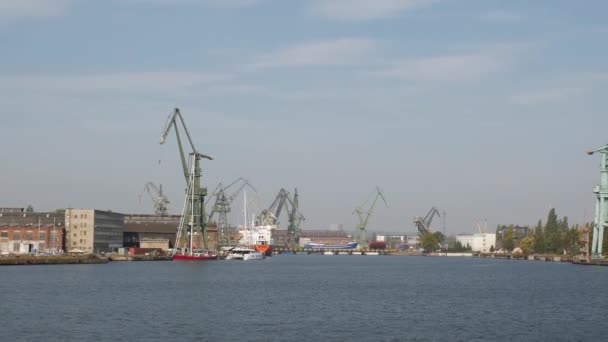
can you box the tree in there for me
[489,245,495,252]
[25,205,34,213]
[421,232,440,252]
[534,219,545,253]
[503,226,515,251]
[519,236,535,255]
[545,208,560,252]
[561,228,581,256]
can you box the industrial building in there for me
[0,210,65,254]
[375,232,420,248]
[456,233,496,253]
[65,209,124,254]
[124,214,218,251]
[272,229,352,247]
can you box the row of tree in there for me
[419,207,608,256]
[502,208,607,256]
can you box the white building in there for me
[456,233,496,253]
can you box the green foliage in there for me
[519,236,535,255]
[489,245,495,252]
[503,226,515,251]
[421,232,441,252]
[448,238,472,252]
[561,228,581,256]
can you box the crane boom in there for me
[414,207,441,235]
[160,108,213,181]
[354,187,388,249]
[159,108,213,250]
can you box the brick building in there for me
[0,210,65,254]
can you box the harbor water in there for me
[1,256,607,341]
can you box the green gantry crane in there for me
[414,207,441,236]
[206,178,257,246]
[354,187,388,249]
[160,108,213,250]
[257,188,304,248]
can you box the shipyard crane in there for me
[257,188,305,248]
[587,144,608,258]
[160,108,213,250]
[141,182,170,216]
[207,178,257,245]
[414,207,441,235]
[354,187,388,249]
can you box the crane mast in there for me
[160,108,213,250]
[354,187,388,249]
[257,188,305,248]
[207,178,257,246]
[588,144,608,258]
[142,182,170,216]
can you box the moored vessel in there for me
[226,247,264,261]
[303,242,359,250]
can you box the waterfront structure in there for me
[65,209,124,254]
[0,210,65,254]
[375,232,420,248]
[456,233,496,253]
[274,229,351,247]
[588,144,608,258]
[123,214,218,251]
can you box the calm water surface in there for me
[1,256,607,342]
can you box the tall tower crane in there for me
[354,187,388,249]
[142,182,170,216]
[207,178,257,246]
[257,188,304,248]
[588,144,608,258]
[160,108,213,250]
[414,207,441,235]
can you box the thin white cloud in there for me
[0,71,231,94]
[311,0,436,21]
[251,38,377,68]
[127,0,261,8]
[0,0,72,20]
[510,72,608,105]
[368,44,521,82]
[481,10,522,23]
[511,87,585,105]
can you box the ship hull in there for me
[172,254,218,261]
[254,244,273,256]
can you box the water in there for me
[1,256,607,342]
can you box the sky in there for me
[1,0,607,235]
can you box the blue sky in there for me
[1,0,607,234]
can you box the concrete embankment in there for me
[0,255,109,266]
[109,255,172,262]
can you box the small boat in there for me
[323,251,335,255]
[226,247,264,261]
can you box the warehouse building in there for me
[0,209,65,254]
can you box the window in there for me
[13,232,21,240]
[0,231,8,239]
[84,231,87,236]
[73,241,77,246]
[73,233,77,237]
[13,243,20,252]
[84,222,87,227]
[39,232,46,241]
[26,232,33,240]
